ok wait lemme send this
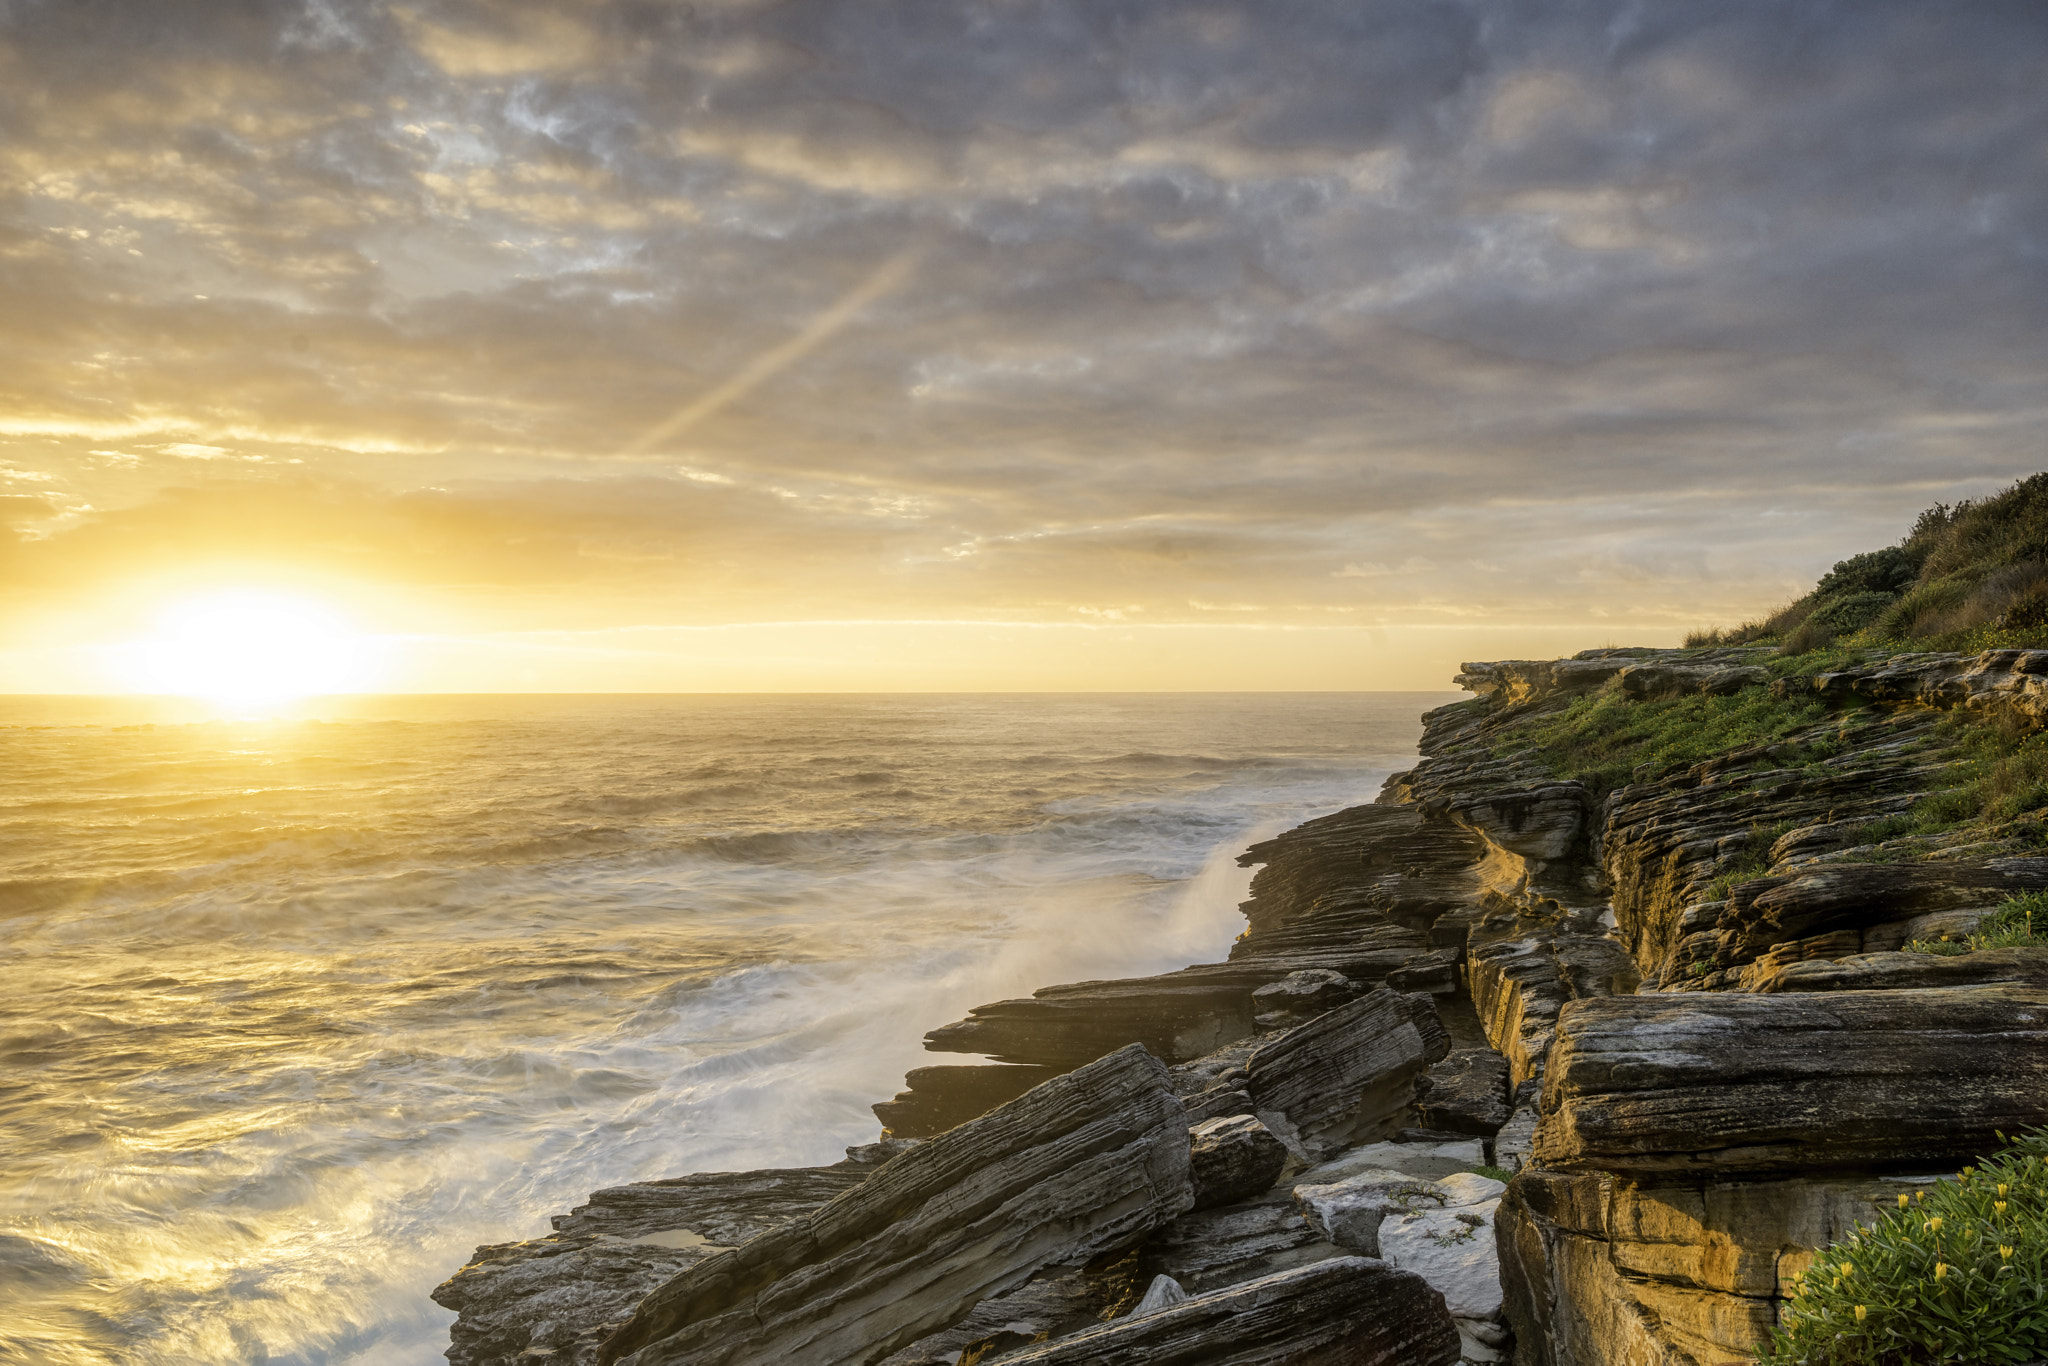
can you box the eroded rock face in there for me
[990,1256,1462,1366]
[1746,945,2048,992]
[1773,647,2048,725]
[1499,1168,1912,1366]
[1533,986,2048,1175]
[595,1043,1194,1366]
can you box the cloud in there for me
[0,0,2044,645]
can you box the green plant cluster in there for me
[1905,890,2048,957]
[1690,473,2048,652]
[1757,1130,2048,1366]
[1493,684,1830,796]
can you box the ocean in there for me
[0,691,1449,1366]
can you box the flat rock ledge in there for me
[1533,985,2048,1174]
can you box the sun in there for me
[136,592,377,703]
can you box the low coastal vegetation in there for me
[1688,472,2048,656]
[1905,889,2048,956]
[1759,1130,2048,1366]
[1477,477,2048,870]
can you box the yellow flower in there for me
[1964,1167,1976,1179]
[1997,1201,2009,1214]
[1898,1193,1911,1210]
[2001,1246,2015,1260]
[1841,1263,1854,1277]
[1917,1190,1928,1203]
[1926,1216,1944,1233]
[1854,1305,1868,1323]
[1935,1263,1948,1281]
[1999,1183,2010,1198]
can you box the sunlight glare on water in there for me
[0,692,1448,1365]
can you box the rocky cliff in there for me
[436,644,2048,1366]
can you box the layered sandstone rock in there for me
[595,1044,1193,1366]
[1532,986,2048,1176]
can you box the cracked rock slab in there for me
[991,1256,1462,1366]
[597,1043,1194,1366]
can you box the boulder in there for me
[989,1256,1462,1365]
[872,1064,1062,1138]
[593,1044,1194,1366]
[1243,988,1448,1158]
[1534,986,2048,1174]
[1130,1273,1188,1317]
[1291,1167,1450,1255]
[1380,1196,1504,1320]
[1188,1114,1288,1209]
[1414,1048,1512,1136]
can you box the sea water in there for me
[0,692,1451,1365]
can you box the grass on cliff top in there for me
[1491,683,1832,796]
[1858,715,2048,845]
[1757,1129,2048,1366]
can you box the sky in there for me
[1,0,2045,692]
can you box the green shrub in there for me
[1757,1130,2048,1365]
[1810,590,1899,635]
[1693,473,2048,647]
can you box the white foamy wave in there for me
[0,692,1450,1365]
